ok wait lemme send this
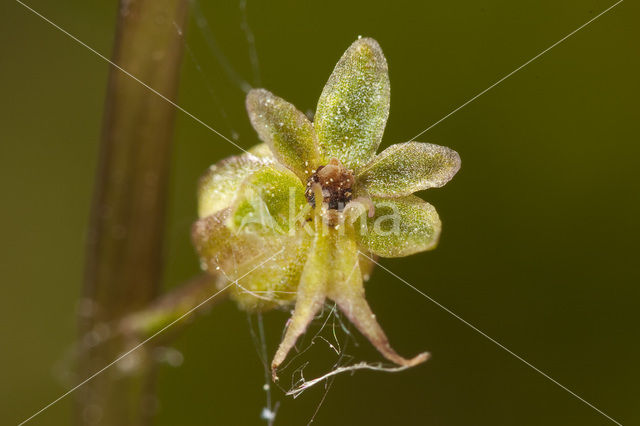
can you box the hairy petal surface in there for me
[248,142,276,159]
[315,38,390,171]
[231,167,308,234]
[358,142,461,197]
[246,89,321,179]
[227,232,311,311]
[197,151,274,218]
[191,208,310,311]
[354,195,441,257]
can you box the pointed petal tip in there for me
[395,351,430,367]
[366,330,431,368]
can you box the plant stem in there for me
[118,273,225,341]
[77,0,188,424]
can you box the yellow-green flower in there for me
[192,37,460,380]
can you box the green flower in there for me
[192,37,460,380]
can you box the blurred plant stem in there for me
[118,273,224,340]
[77,0,188,425]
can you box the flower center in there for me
[305,158,355,211]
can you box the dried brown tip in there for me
[349,196,375,218]
[328,270,429,369]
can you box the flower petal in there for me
[197,150,274,218]
[271,225,330,380]
[191,208,310,311]
[192,208,261,273]
[314,37,390,170]
[327,230,428,367]
[246,89,321,179]
[357,142,461,197]
[227,231,311,311]
[230,166,308,234]
[248,142,275,159]
[354,195,441,257]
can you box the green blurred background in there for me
[2,0,639,424]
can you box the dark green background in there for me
[2,0,638,425]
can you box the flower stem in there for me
[76,0,188,424]
[118,274,225,341]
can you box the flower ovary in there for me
[305,158,355,211]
